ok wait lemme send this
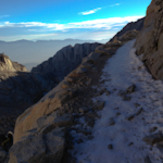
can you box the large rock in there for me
[9,128,65,163]
[136,0,163,79]
[8,65,86,162]
[0,53,27,72]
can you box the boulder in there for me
[9,128,65,163]
[0,53,27,72]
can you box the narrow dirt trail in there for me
[72,40,163,163]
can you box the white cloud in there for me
[110,3,120,7]
[79,8,101,15]
[1,21,66,31]
[68,16,143,29]
[0,16,143,41]
[0,16,143,31]
[78,3,121,16]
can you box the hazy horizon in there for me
[0,38,99,70]
[0,38,107,43]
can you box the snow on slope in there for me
[72,40,163,163]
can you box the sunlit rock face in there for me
[0,53,27,72]
[136,0,163,80]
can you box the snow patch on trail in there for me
[73,40,163,163]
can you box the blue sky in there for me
[0,0,151,41]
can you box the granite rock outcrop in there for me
[136,0,163,79]
[0,53,27,72]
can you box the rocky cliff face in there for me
[32,43,101,82]
[111,17,144,41]
[136,0,163,79]
[0,53,27,72]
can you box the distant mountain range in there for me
[0,39,98,70]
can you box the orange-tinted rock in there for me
[136,0,163,79]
